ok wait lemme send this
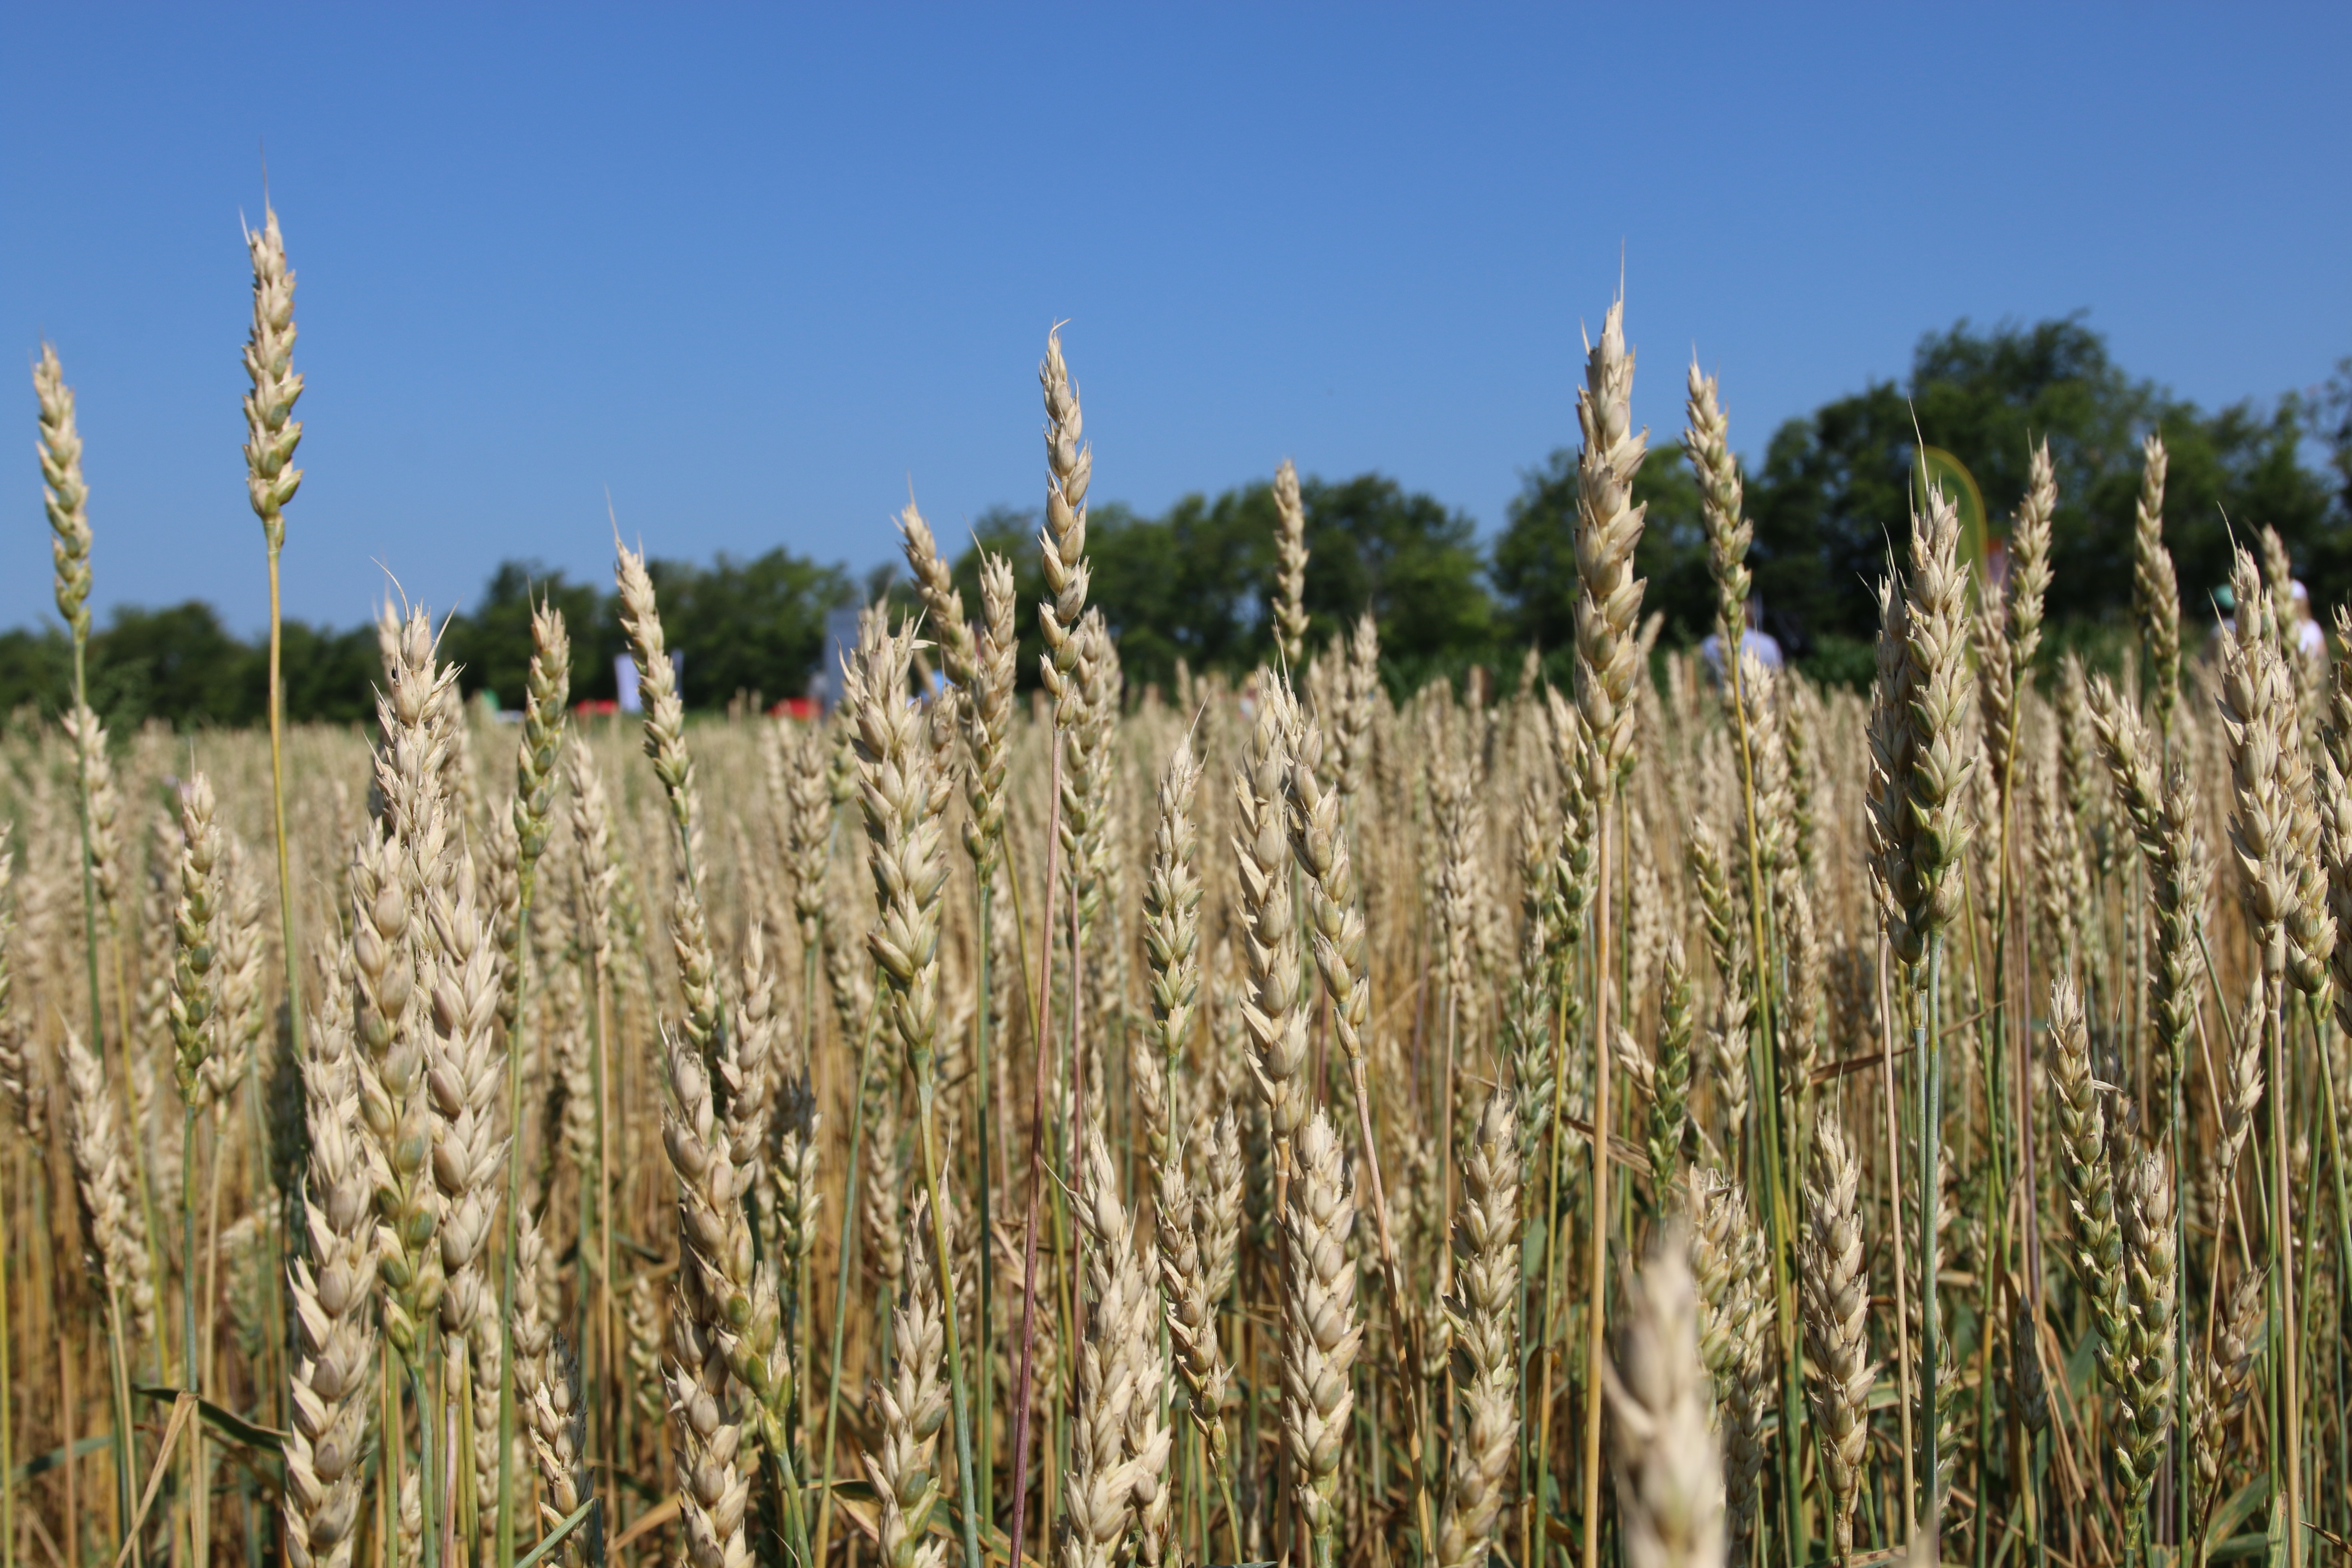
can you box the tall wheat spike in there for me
[1569,307,1649,1542]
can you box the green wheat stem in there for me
[812,993,882,1568]
[916,1067,987,1568]
[0,1158,10,1568]
[493,891,537,1565]
[1918,933,1944,1549]
[972,876,996,1531]
[266,544,303,1068]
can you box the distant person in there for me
[2291,580,2326,660]
[1699,595,1783,684]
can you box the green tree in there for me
[276,619,383,725]
[443,561,616,708]
[1298,473,1494,688]
[1491,447,1706,663]
[648,548,856,707]
[1748,314,2344,654]
[88,600,265,726]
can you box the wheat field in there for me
[0,213,2339,1568]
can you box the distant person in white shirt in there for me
[2291,579,2327,660]
[1700,595,1783,684]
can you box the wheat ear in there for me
[1157,1134,1232,1478]
[661,1029,761,1568]
[524,1332,588,1568]
[1063,1122,1152,1568]
[208,836,265,1108]
[165,773,224,1109]
[1645,938,1695,1202]
[898,497,980,691]
[1573,296,1648,789]
[1271,458,1310,667]
[1604,1222,1725,1568]
[2087,674,2209,1136]
[1796,1110,1871,1563]
[2115,1144,2177,1546]
[63,1015,158,1355]
[1684,360,1751,651]
[1281,1110,1361,1568]
[1980,438,2055,795]
[36,345,92,639]
[1038,325,1093,706]
[1433,1090,1519,1568]
[1687,1167,1771,1555]
[283,942,378,1568]
[1140,733,1204,1184]
[1237,674,1308,1194]
[2045,976,2130,1387]
[845,607,981,1568]
[350,824,441,1361]
[425,845,504,1344]
[1686,815,1752,1142]
[868,1196,950,1568]
[2132,433,2181,732]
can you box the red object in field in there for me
[574,698,619,717]
[769,697,818,721]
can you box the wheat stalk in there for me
[242,199,310,1093]
[1571,303,1649,1559]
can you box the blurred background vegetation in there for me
[9,315,2348,731]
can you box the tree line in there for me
[7,315,2346,730]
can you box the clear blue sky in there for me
[5,4,2346,636]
